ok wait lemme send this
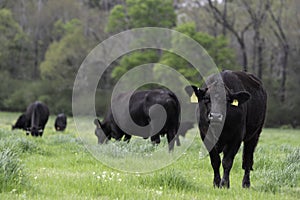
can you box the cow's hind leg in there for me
[242,132,260,188]
[175,133,181,146]
[166,130,176,152]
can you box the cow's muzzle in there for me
[208,112,223,122]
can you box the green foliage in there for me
[126,0,175,28]
[0,9,30,78]
[111,50,160,81]
[0,72,16,109]
[52,19,82,41]
[106,0,176,33]
[2,80,72,115]
[40,20,89,88]
[105,5,129,33]
[3,81,45,111]
[0,133,28,194]
[175,23,237,70]
[157,23,237,85]
[0,0,299,128]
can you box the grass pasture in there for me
[0,112,299,199]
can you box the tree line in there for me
[0,0,299,127]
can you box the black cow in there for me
[23,101,49,136]
[12,113,27,130]
[54,113,67,131]
[94,89,181,151]
[177,121,194,138]
[185,70,267,188]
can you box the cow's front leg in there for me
[220,142,241,188]
[123,134,131,143]
[209,149,221,187]
[151,134,160,144]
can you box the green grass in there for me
[0,112,299,199]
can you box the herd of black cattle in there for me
[12,102,67,135]
[11,70,267,188]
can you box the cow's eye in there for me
[203,96,210,104]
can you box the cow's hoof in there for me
[213,182,220,188]
[220,179,230,188]
[213,177,221,188]
[242,180,250,188]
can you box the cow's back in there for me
[233,71,267,141]
[222,71,267,141]
[129,89,180,129]
[26,101,49,128]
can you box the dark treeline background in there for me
[0,0,299,128]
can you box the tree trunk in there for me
[240,39,248,72]
[222,0,227,36]
[280,46,289,102]
[33,40,39,80]
[257,38,264,79]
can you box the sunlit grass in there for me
[0,112,299,199]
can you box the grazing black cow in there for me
[177,121,194,138]
[12,113,27,130]
[94,89,181,151]
[54,113,67,131]
[185,70,267,188]
[24,101,49,137]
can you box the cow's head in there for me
[12,114,26,130]
[185,85,251,124]
[30,126,43,137]
[94,119,111,144]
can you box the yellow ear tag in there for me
[231,99,239,106]
[190,92,198,103]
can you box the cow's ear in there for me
[185,85,198,96]
[94,119,101,128]
[185,85,206,99]
[229,91,251,106]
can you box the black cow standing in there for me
[54,113,67,131]
[14,101,49,137]
[94,89,181,151]
[185,70,267,188]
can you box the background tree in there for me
[0,9,30,78]
[107,0,176,84]
[158,22,237,85]
[0,0,299,127]
[106,0,176,33]
[206,0,260,72]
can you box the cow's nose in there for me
[208,112,223,122]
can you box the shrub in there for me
[257,147,300,193]
[0,147,26,192]
[139,169,196,192]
